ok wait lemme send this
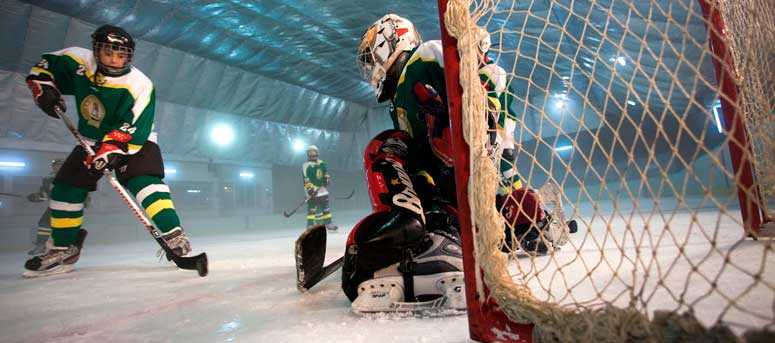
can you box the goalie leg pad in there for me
[342,210,425,301]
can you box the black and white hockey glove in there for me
[26,74,66,118]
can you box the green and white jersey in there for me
[389,40,447,141]
[480,58,522,190]
[302,159,330,197]
[29,47,157,154]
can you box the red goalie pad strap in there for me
[363,130,413,212]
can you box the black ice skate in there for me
[23,229,88,278]
[351,231,466,315]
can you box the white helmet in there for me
[307,145,319,160]
[477,27,491,55]
[357,14,421,101]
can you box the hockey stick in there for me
[285,187,353,218]
[0,192,23,198]
[335,187,355,200]
[295,224,344,292]
[55,108,208,277]
[283,195,312,218]
[283,187,320,218]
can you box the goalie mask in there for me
[91,25,135,77]
[357,14,421,102]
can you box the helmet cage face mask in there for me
[92,26,135,77]
[94,42,134,76]
[357,14,421,100]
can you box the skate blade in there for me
[22,264,75,278]
[352,273,466,316]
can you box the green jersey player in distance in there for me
[23,25,194,277]
[302,145,337,231]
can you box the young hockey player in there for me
[26,159,63,255]
[347,14,571,312]
[302,145,337,231]
[22,24,193,277]
[477,30,576,251]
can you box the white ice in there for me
[2,201,773,342]
[0,212,471,343]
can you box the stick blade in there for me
[172,252,209,277]
[295,225,327,292]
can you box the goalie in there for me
[347,14,575,313]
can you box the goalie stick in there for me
[295,224,344,292]
[55,108,208,277]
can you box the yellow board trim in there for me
[145,199,175,218]
[51,217,84,228]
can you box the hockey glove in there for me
[27,192,46,203]
[85,130,130,176]
[413,83,453,166]
[306,187,317,198]
[26,74,66,118]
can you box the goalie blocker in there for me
[342,130,466,314]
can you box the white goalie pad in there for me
[352,271,466,315]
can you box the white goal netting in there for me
[441,0,775,341]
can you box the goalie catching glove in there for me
[84,129,130,176]
[26,73,66,118]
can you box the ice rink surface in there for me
[2,204,773,342]
[0,222,471,343]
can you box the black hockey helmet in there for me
[91,25,135,76]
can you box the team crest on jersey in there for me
[315,169,323,180]
[80,95,105,128]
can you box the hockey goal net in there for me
[437,0,775,342]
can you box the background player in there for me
[302,145,337,231]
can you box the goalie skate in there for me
[351,231,466,315]
[351,268,466,315]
